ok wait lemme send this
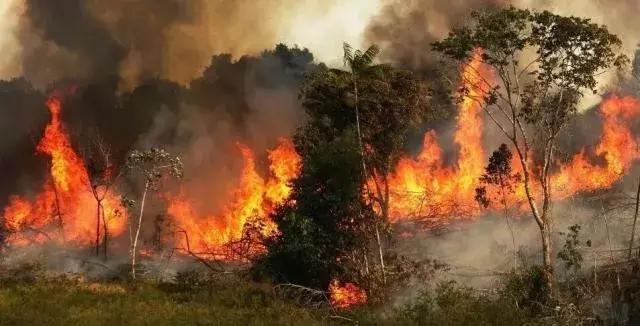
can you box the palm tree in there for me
[341,43,381,168]
[339,43,387,280]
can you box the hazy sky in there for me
[278,0,382,66]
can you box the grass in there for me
[0,276,325,326]
[0,264,604,325]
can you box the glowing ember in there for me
[167,138,301,256]
[2,94,127,246]
[329,280,367,309]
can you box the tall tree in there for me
[433,7,627,292]
[291,46,431,286]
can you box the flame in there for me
[167,138,301,255]
[551,95,640,198]
[328,280,367,309]
[2,94,127,245]
[383,51,490,222]
[384,53,640,223]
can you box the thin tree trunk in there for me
[101,204,108,259]
[353,75,386,280]
[501,191,517,271]
[540,220,554,292]
[131,181,149,279]
[374,223,386,283]
[95,200,101,256]
[628,175,640,259]
[52,184,65,242]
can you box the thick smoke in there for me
[366,0,639,71]
[3,0,337,90]
[364,0,505,72]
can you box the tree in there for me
[82,133,122,259]
[257,132,373,289]
[433,7,627,291]
[126,148,183,279]
[311,44,431,280]
[475,144,521,270]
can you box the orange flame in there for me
[384,51,490,222]
[385,51,640,223]
[167,138,300,255]
[2,94,127,246]
[329,280,367,309]
[551,95,640,199]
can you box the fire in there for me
[385,53,640,223]
[2,94,127,246]
[328,280,367,309]
[167,138,301,256]
[551,95,640,199]
[384,51,490,222]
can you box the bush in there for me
[392,281,526,325]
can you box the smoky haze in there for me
[3,0,341,90]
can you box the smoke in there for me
[397,192,637,292]
[364,0,505,72]
[366,0,639,70]
[0,0,23,80]
[0,0,373,90]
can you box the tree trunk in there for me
[353,75,386,279]
[374,223,386,283]
[95,200,101,256]
[101,204,108,259]
[628,175,640,259]
[515,146,554,294]
[52,185,65,242]
[131,181,149,279]
[540,220,554,292]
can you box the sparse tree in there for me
[126,148,183,279]
[433,7,627,292]
[475,143,521,270]
[82,133,123,259]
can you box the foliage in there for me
[557,224,587,274]
[392,281,527,325]
[475,143,520,208]
[501,266,554,313]
[255,131,373,289]
[433,6,628,289]
[125,148,183,190]
[308,50,432,180]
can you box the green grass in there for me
[0,266,601,325]
[0,277,325,326]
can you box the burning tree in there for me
[79,132,124,259]
[126,148,183,279]
[258,44,433,298]
[433,7,628,292]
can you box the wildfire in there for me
[328,280,368,309]
[384,51,490,222]
[1,54,638,257]
[2,94,127,246]
[551,95,640,198]
[167,138,301,256]
[385,52,640,223]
